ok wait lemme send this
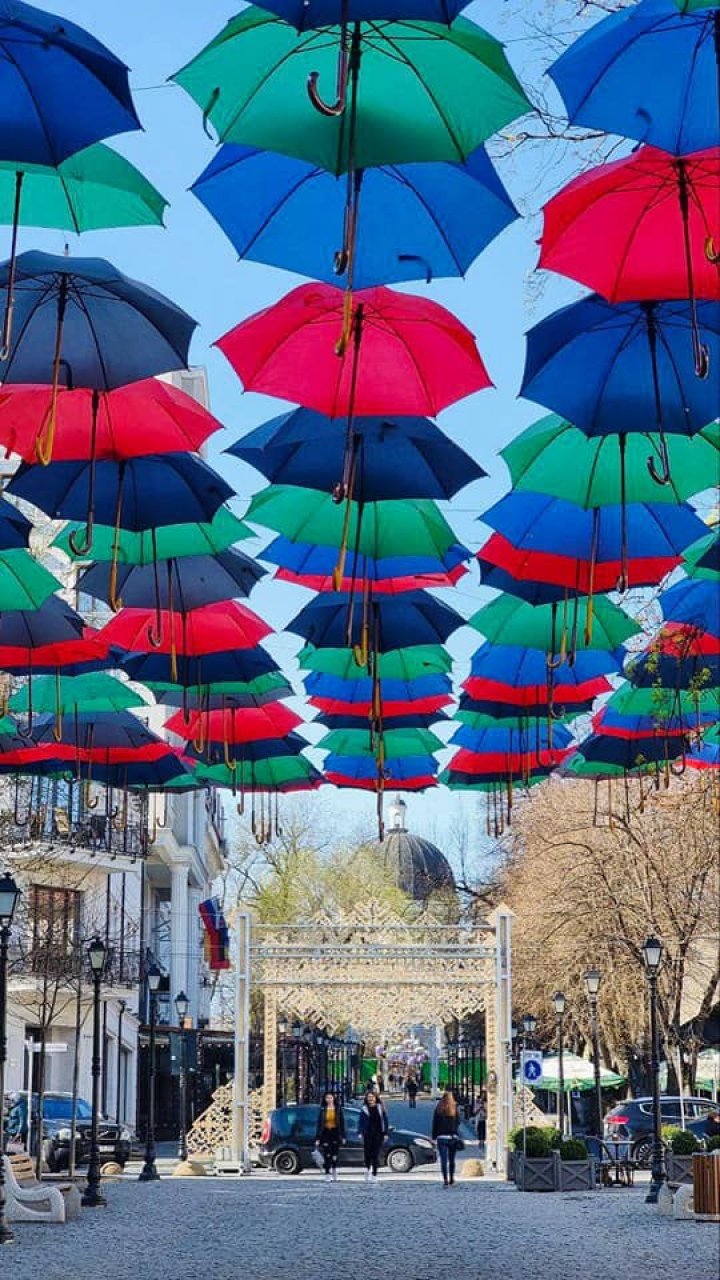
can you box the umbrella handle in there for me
[223,737,237,771]
[646,435,672,486]
[84,780,100,810]
[147,620,164,648]
[307,40,350,118]
[68,508,95,558]
[705,235,720,265]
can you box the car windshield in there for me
[42,1097,92,1121]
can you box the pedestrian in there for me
[473,1092,487,1148]
[432,1090,461,1187]
[315,1091,346,1182]
[704,1108,720,1140]
[406,1074,418,1110]
[358,1089,388,1184]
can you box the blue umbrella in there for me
[450,722,573,753]
[458,693,597,720]
[88,755,193,790]
[120,648,282,688]
[548,0,720,156]
[303,670,453,701]
[0,596,85,649]
[185,733,309,765]
[659,578,720,634]
[521,295,720,483]
[227,407,485,499]
[628,649,720,690]
[32,709,162,752]
[468,642,624,684]
[0,1,140,165]
[323,753,439,780]
[569,730,687,769]
[249,0,471,28]
[77,550,265,611]
[287,590,464,650]
[599,705,715,736]
[0,497,32,549]
[317,711,448,730]
[263,535,469,587]
[193,143,516,288]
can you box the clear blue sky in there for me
[21,1,603,851]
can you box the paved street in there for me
[6,1104,718,1280]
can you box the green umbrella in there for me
[298,644,453,679]
[608,684,718,719]
[440,770,546,791]
[674,0,719,9]
[317,726,443,757]
[469,594,640,653]
[455,710,577,730]
[501,416,720,509]
[195,756,319,789]
[0,551,60,611]
[682,530,720,581]
[562,755,656,779]
[540,1052,624,1092]
[173,9,529,172]
[146,674,291,700]
[55,506,252,564]
[247,486,459,559]
[9,672,148,716]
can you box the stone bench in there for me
[3,1154,82,1223]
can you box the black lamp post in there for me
[0,871,20,1246]
[174,990,189,1163]
[642,936,666,1204]
[139,964,162,1182]
[277,1014,288,1106]
[292,1019,302,1103]
[553,992,567,1137]
[82,936,107,1208]
[584,968,604,1137]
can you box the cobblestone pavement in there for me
[6,1169,719,1280]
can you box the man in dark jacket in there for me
[358,1091,388,1183]
[315,1092,346,1181]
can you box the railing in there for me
[8,777,149,860]
[7,942,142,990]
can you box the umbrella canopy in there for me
[627,648,720,691]
[660,578,720,633]
[0,144,165,234]
[310,696,450,721]
[0,633,110,677]
[0,549,60,611]
[548,0,720,155]
[265,536,468,593]
[501,416,720,509]
[9,672,148,716]
[288,591,465,650]
[318,726,443,757]
[217,283,491,416]
[479,535,680,599]
[569,730,688,770]
[187,733,309,766]
[0,251,197,391]
[194,756,322,790]
[441,768,548,790]
[55,507,251,564]
[0,378,219,461]
[521,295,720,439]
[466,642,625,689]
[539,1052,624,1092]
[192,143,516,288]
[8,453,233,531]
[156,677,294,710]
[86,754,193,790]
[323,753,439,780]
[173,10,529,172]
[98,602,272,656]
[326,768,436,790]
[165,703,302,744]
[539,146,720,303]
[77,550,265,611]
[469,595,640,651]
[0,498,32,550]
[120,648,282,689]
[32,709,165,753]
[304,670,452,702]
[450,722,573,754]
[0,0,140,165]
[227,409,485,500]
[683,531,720,580]
[251,0,471,26]
[298,643,453,678]
[0,596,86,649]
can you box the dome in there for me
[379,796,456,901]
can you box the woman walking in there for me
[358,1090,388,1183]
[432,1090,461,1187]
[405,1073,419,1109]
[315,1091,346,1182]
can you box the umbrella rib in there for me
[370,26,467,163]
[0,39,60,167]
[57,166,84,237]
[69,282,112,390]
[386,165,467,276]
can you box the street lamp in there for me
[522,1013,537,1042]
[139,964,162,1182]
[584,968,604,1137]
[642,936,666,1203]
[82,936,107,1208]
[552,992,567,1137]
[174,990,189,1163]
[0,871,20,1245]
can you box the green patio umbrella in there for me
[539,1052,625,1092]
[0,551,60,611]
[55,506,252,564]
[501,416,720,509]
[695,1048,720,1094]
[173,9,529,173]
[469,594,640,655]
[317,726,443,757]
[298,644,453,679]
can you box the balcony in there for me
[7,941,142,993]
[9,779,149,862]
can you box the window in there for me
[345,1109,361,1137]
[118,1048,131,1124]
[28,885,82,975]
[42,1096,92,1121]
[294,1106,320,1140]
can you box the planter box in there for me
[515,1150,597,1193]
[557,1156,596,1192]
[666,1153,695,1186]
[505,1149,516,1183]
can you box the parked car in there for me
[4,1093,133,1172]
[604,1096,716,1166]
[257,1103,437,1174]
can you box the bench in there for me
[3,1154,82,1223]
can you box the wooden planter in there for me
[505,1149,516,1182]
[693,1154,720,1221]
[666,1153,695,1187]
[557,1155,597,1191]
[515,1150,597,1193]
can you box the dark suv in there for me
[4,1093,133,1172]
[257,1104,437,1175]
[604,1097,716,1165]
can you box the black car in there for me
[257,1104,437,1174]
[604,1096,716,1165]
[4,1093,133,1172]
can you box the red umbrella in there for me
[274,565,468,593]
[325,772,437,792]
[98,602,272,656]
[657,621,720,657]
[0,379,220,464]
[0,631,112,673]
[539,146,720,375]
[478,532,680,595]
[462,675,611,705]
[216,283,491,418]
[309,695,451,718]
[165,703,302,744]
[449,747,570,773]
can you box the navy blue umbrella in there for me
[193,144,516,288]
[120,648,282,688]
[0,1,140,165]
[158,685,293,711]
[304,670,452,701]
[659,578,720,634]
[32,710,161,752]
[458,693,597,720]
[0,252,196,393]
[88,755,193,791]
[185,733,308,766]
[570,730,687,770]
[263,535,469,588]
[548,0,720,156]
[250,0,470,28]
[227,407,485,499]
[0,497,32,549]
[287,590,464,650]
[0,596,85,648]
[628,650,720,691]
[316,712,449,730]
[77,550,265,611]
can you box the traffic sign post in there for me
[521,1051,543,1086]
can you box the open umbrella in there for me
[9,670,149,739]
[265,536,468,593]
[0,498,32,549]
[683,530,720,579]
[326,767,436,790]
[288,591,464,652]
[0,145,165,236]
[478,537,680,601]
[120,649,283,691]
[540,1052,624,1093]
[77,549,265,612]
[252,0,471,25]
[299,642,453,679]
[173,10,529,172]
[548,0,720,156]
[470,594,640,654]
[227,408,485,500]
[521,295,720,485]
[165,703,302,744]
[304,668,452,702]
[192,142,516,289]
[318,726,443,756]
[660,577,720,633]
[0,549,60,611]
[55,507,251,564]
[98,602,272,656]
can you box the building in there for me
[378,796,457,901]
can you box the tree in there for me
[502,772,719,1092]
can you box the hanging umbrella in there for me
[0,378,219,462]
[0,596,86,649]
[98,602,273,657]
[310,694,450,720]
[455,699,592,728]
[120,649,283,690]
[194,756,322,790]
[441,768,548,790]
[521,295,720,486]
[324,751,439,777]
[568,730,688,770]
[156,677,294,711]
[288,591,464,651]
[600,682,717,732]
[478,537,680,601]
[185,733,309,766]
[250,0,471,25]
[548,0,720,156]
[298,643,453,678]
[539,147,719,378]
[501,416,720,510]
[470,595,640,653]
[628,648,720,691]
[683,530,720,579]
[76,549,265,611]
[192,142,516,288]
[173,10,529,173]
[595,706,714,738]
[326,768,437,790]
[218,283,490,416]
[55,507,252,563]
[450,722,573,756]
[304,668,453,702]
[9,670,149,739]
[266,536,468,593]
[318,726,443,757]
[0,549,60,611]
[86,754,193,791]
[465,642,624,690]
[659,578,720,633]
[0,2,140,166]
[0,498,32,549]
[165,703,302,744]
[227,408,485,500]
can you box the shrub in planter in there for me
[662,1126,701,1155]
[705,1135,720,1153]
[559,1139,588,1161]
[511,1126,552,1155]
[546,1128,563,1150]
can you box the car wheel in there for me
[632,1139,652,1169]
[387,1147,414,1174]
[273,1148,301,1175]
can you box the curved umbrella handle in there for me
[307,62,349,118]
[705,235,720,264]
[69,508,95,558]
[694,342,710,380]
[147,619,164,648]
[647,434,672,486]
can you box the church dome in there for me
[379,796,456,901]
